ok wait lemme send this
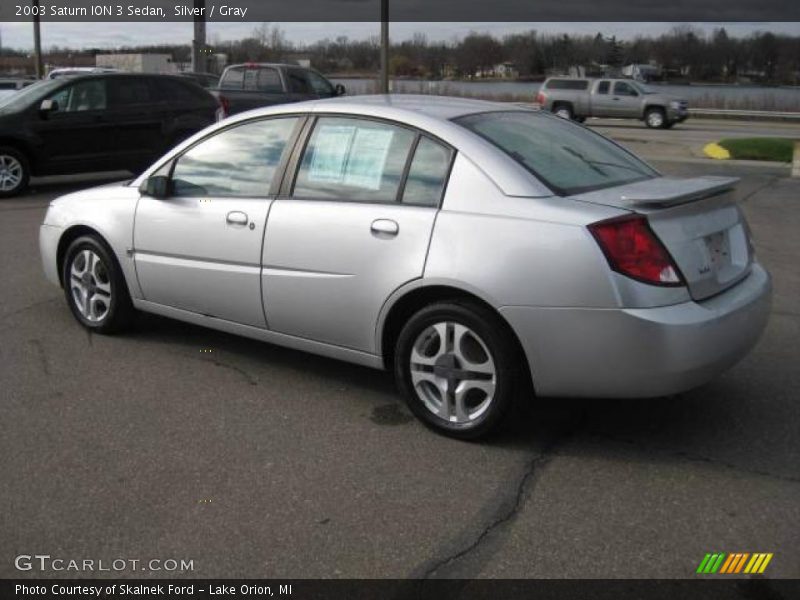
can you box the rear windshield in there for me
[544,79,589,90]
[455,111,657,196]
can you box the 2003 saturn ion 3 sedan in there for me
[40,95,771,438]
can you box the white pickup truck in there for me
[536,77,689,129]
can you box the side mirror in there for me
[139,175,170,199]
[39,99,58,114]
[334,83,346,96]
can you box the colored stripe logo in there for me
[696,553,773,574]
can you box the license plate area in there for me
[705,231,730,271]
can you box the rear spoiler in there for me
[619,176,739,208]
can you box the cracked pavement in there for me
[1,156,798,580]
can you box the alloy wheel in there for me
[69,249,112,323]
[0,154,23,192]
[409,321,496,424]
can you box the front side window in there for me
[293,117,415,203]
[402,138,453,207]
[307,71,335,96]
[48,80,107,112]
[613,82,638,96]
[456,111,656,196]
[286,69,311,94]
[171,117,298,197]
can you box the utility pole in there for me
[191,0,206,73]
[32,0,44,78]
[380,0,389,94]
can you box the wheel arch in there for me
[378,282,534,391]
[0,136,38,174]
[56,225,115,287]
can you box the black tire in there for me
[0,145,31,198]
[61,235,135,334]
[552,103,574,120]
[644,107,667,129]
[394,301,522,440]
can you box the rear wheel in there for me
[394,301,520,439]
[0,146,30,198]
[645,107,667,129]
[552,103,574,120]
[62,235,135,334]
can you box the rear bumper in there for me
[501,263,771,398]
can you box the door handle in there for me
[226,211,248,226]
[371,219,399,237]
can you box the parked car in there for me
[212,63,344,117]
[47,67,120,79]
[39,96,770,439]
[0,73,220,197]
[178,71,220,89]
[536,77,689,128]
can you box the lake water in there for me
[331,78,800,111]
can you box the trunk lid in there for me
[575,176,753,301]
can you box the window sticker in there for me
[343,128,394,191]
[308,124,356,183]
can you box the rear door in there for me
[134,116,301,327]
[262,116,454,352]
[590,80,616,116]
[104,76,162,169]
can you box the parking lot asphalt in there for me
[1,157,798,580]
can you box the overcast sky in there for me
[1,22,799,51]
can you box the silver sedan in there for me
[40,95,771,438]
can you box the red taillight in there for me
[535,91,545,105]
[589,215,684,287]
[216,94,230,120]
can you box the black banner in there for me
[1,0,800,22]
[3,579,800,600]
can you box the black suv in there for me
[0,73,220,197]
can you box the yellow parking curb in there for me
[704,143,731,160]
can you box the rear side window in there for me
[293,117,415,203]
[597,81,610,94]
[220,67,244,89]
[402,138,453,207]
[107,78,150,106]
[154,78,208,104]
[243,67,282,93]
[171,117,298,197]
[456,111,656,196]
[545,79,589,91]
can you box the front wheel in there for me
[644,108,667,129]
[0,146,30,198]
[394,301,521,439]
[62,235,135,333]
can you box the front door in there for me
[262,116,454,353]
[134,116,300,327]
[611,81,641,118]
[31,78,117,174]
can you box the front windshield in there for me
[0,79,63,111]
[455,110,657,196]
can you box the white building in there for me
[95,54,177,74]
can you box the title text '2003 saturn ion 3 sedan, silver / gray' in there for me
[40,95,771,439]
